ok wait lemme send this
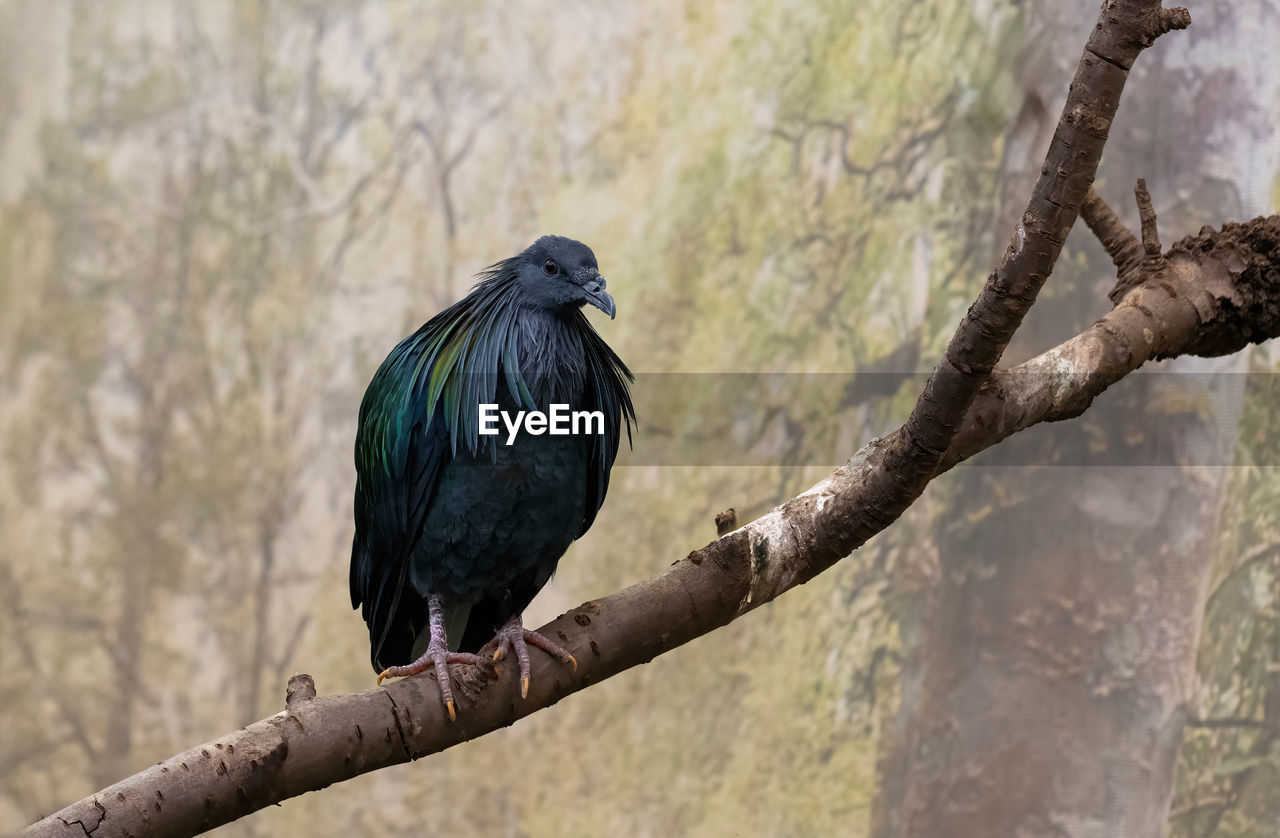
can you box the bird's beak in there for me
[581,275,616,320]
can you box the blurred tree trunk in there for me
[95,132,200,788]
[873,2,1272,835]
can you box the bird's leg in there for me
[377,594,489,722]
[485,615,578,699]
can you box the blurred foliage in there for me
[1169,361,1280,838]
[0,1,1276,837]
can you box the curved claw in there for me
[375,594,503,721]
[488,616,578,700]
[376,653,488,723]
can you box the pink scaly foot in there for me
[377,594,490,722]
[485,614,578,699]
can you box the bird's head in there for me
[512,235,615,320]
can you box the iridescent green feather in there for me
[359,277,538,481]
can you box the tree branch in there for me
[22,2,1223,836]
[1081,184,1144,281]
[1135,177,1164,260]
[944,208,1280,473]
[22,211,1280,838]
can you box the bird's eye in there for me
[543,258,559,277]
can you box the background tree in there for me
[875,1,1280,834]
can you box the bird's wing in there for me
[576,317,636,536]
[350,289,525,669]
[350,327,454,668]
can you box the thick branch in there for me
[22,2,1206,836]
[943,214,1280,471]
[855,0,1188,553]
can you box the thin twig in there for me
[1081,185,1143,275]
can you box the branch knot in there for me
[285,673,317,710]
[1136,6,1191,46]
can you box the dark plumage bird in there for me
[350,236,634,719]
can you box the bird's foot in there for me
[377,646,491,722]
[485,616,578,699]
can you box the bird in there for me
[349,235,634,720]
